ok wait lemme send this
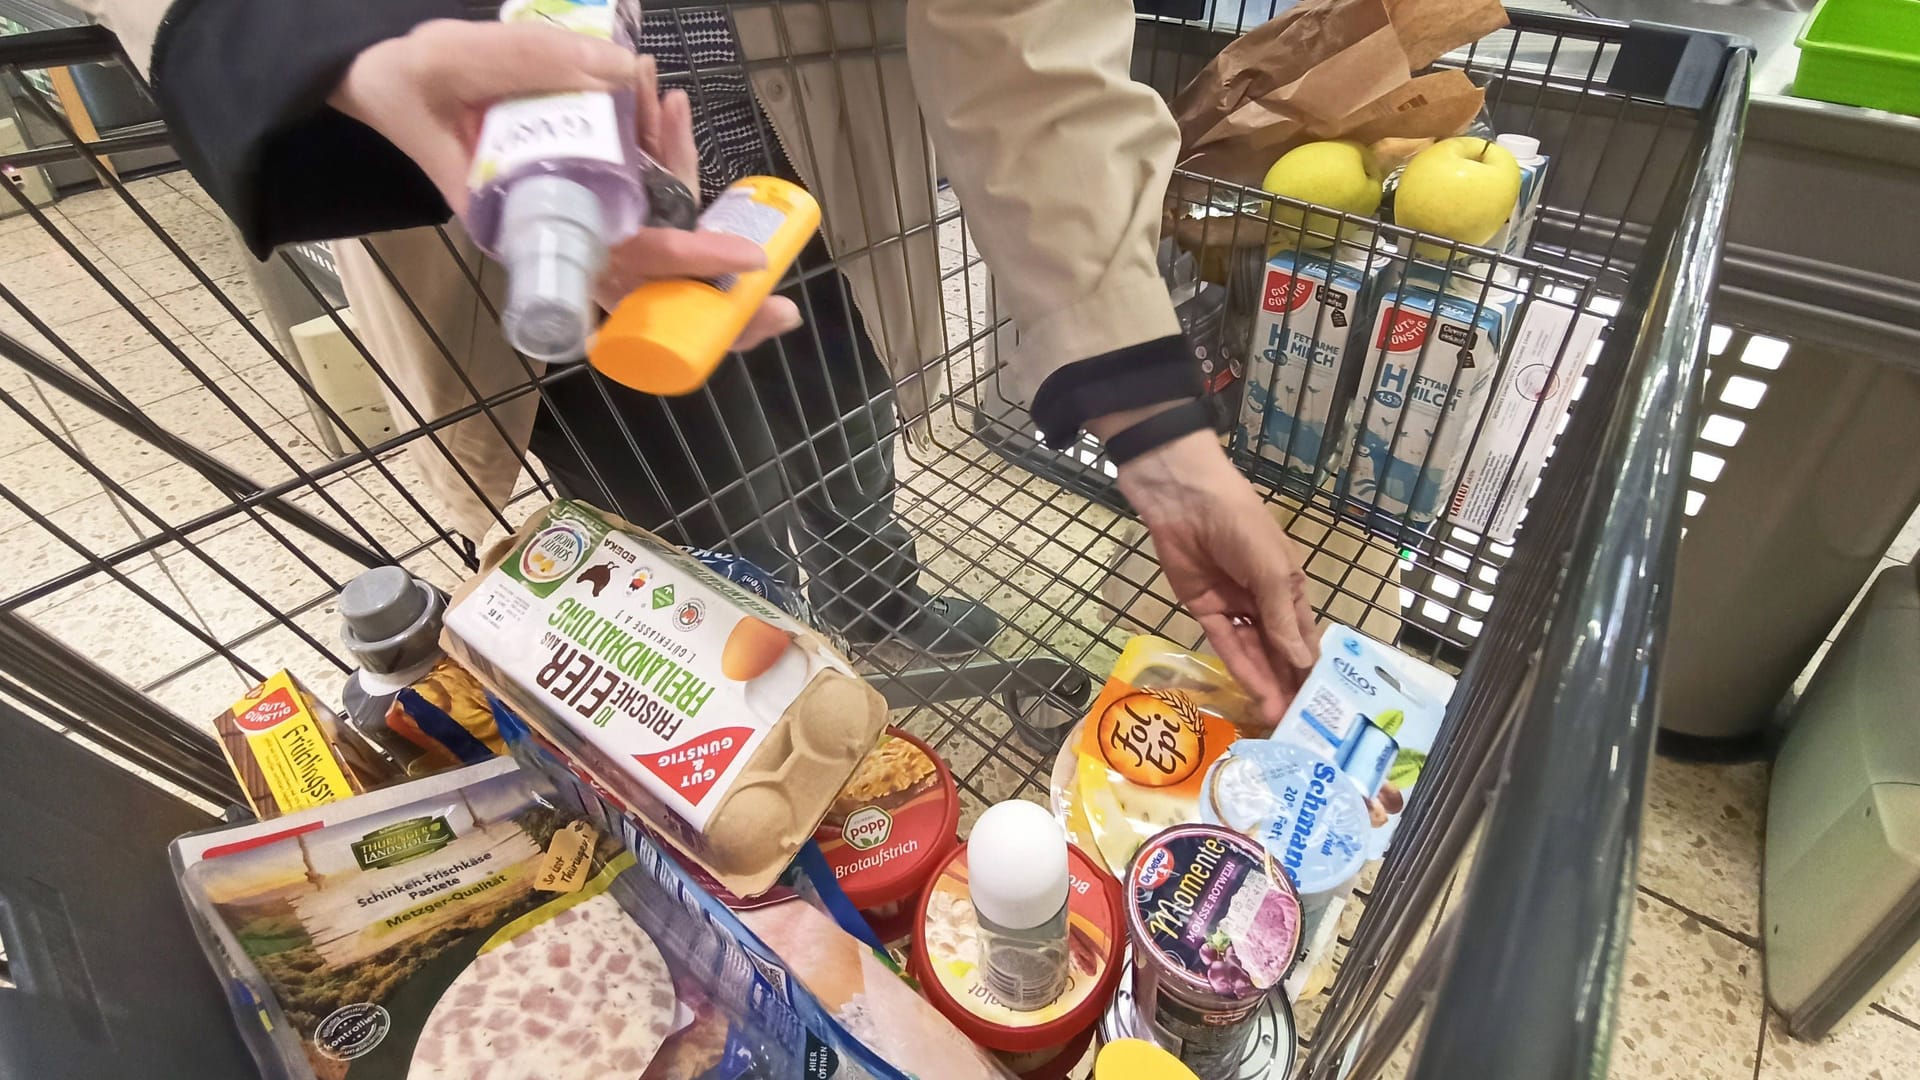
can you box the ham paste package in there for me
[442,500,889,896]
[172,760,688,1080]
[177,756,972,1080]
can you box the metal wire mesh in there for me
[0,6,1745,1076]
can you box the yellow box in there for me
[214,670,366,818]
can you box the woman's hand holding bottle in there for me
[328,20,799,355]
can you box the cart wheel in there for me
[1002,670,1093,752]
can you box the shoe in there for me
[844,592,1001,658]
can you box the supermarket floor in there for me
[5,172,1920,1077]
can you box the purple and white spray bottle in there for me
[464,0,694,361]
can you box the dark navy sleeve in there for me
[1029,334,1201,449]
[151,0,463,257]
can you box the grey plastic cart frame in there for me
[0,6,1748,1078]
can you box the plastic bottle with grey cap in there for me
[339,566,452,774]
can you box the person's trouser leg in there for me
[740,239,923,631]
[528,237,986,648]
[527,364,798,584]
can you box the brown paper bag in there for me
[1311,69,1489,144]
[1385,0,1510,68]
[1171,0,1507,186]
[1173,0,1409,169]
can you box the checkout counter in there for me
[1591,0,1920,748]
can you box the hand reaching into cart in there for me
[327,19,801,349]
[318,11,1318,706]
[1091,411,1322,726]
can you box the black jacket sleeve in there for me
[1029,335,1201,449]
[151,0,464,258]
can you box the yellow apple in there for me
[1393,137,1523,258]
[1259,140,1384,252]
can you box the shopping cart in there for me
[0,4,1748,1078]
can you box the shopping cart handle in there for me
[1612,21,1753,109]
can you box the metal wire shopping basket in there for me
[0,3,1749,1077]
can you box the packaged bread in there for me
[442,500,889,896]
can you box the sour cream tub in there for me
[814,728,961,944]
[911,841,1126,1078]
[1199,740,1372,927]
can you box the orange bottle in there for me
[590,175,821,395]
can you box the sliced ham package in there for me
[177,749,1009,1080]
[173,760,698,1080]
[500,700,1018,1080]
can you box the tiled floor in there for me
[0,172,476,724]
[4,171,1920,1078]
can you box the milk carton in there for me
[1448,295,1606,540]
[1342,270,1517,526]
[1237,248,1384,485]
[1490,134,1550,256]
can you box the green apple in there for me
[1394,137,1523,258]
[1259,140,1384,252]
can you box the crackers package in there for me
[214,669,392,818]
[442,500,889,896]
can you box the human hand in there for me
[329,20,800,352]
[329,19,642,218]
[1100,418,1321,727]
[593,59,801,345]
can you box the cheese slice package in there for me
[441,500,888,897]
[1057,636,1264,875]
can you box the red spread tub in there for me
[814,727,961,944]
[911,840,1126,1079]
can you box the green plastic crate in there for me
[1795,0,1920,116]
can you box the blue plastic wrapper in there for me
[685,547,848,654]
[685,548,808,620]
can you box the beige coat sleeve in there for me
[906,0,1182,406]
